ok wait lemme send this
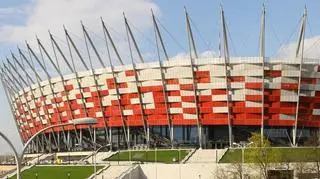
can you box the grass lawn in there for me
[219,147,320,163]
[10,165,104,179]
[105,149,190,163]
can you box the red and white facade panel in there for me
[10,57,320,142]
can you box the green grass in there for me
[10,165,104,179]
[105,149,190,163]
[219,147,320,163]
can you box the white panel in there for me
[230,82,245,89]
[123,109,133,116]
[165,66,193,78]
[246,101,262,107]
[282,70,300,77]
[231,94,245,101]
[280,95,298,102]
[312,109,320,115]
[95,112,103,118]
[246,89,263,95]
[212,95,227,101]
[197,83,214,89]
[212,106,228,113]
[167,96,181,102]
[182,102,196,108]
[180,90,194,96]
[166,85,180,91]
[198,89,211,95]
[85,102,94,108]
[141,81,162,86]
[145,103,155,109]
[246,76,262,82]
[169,108,183,114]
[62,111,67,116]
[183,113,197,119]
[211,83,227,89]
[179,78,194,84]
[130,98,140,104]
[280,114,295,120]
[142,92,154,104]
[138,69,162,81]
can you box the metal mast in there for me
[124,13,148,147]
[293,6,307,146]
[152,9,173,147]
[185,7,202,148]
[152,9,169,61]
[185,7,198,59]
[101,18,124,65]
[101,18,129,147]
[124,13,144,63]
[221,5,232,147]
[260,4,266,144]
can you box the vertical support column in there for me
[109,128,112,149]
[260,5,266,144]
[293,7,307,146]
[185,8,202,149]
[220,6,233,147]
[57,132,60,152]
[127,127,130,147]
[80,129,83,145]
[67,130,70,151]
[93,128,96,144]
[101,19,128,148]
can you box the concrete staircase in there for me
[95,165,132,179]
[185,149,227,163]
[86,152,116,164]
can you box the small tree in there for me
[247,132,280,179]
[231,162,244,179]
[305,131,320,179]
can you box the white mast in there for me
[220,5,232,147]
[260,4,266,144]
[293,6,307,146]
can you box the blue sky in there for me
[0,0,319,153]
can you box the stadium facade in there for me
[1,6,317,153]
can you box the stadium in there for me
[1,6,317,154]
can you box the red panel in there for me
[167,79,179,84]
[125,70,135,76]
[229,76,245,82]
[198,95,212,102]
[265,70,281,77]
[245,82,262,89]
[212,89,227,95]
[281,83,298,90]
[181,96,195,102]
[180,84,194,90]
[183,108,197,114]
[245,95,262,101]
[65,85,74,91]
[195,71,210,78]
[301,78,316,84]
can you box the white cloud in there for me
[170,50,216,61]
[277,36,320,59]
[0,0,162,75]
[0,0,159,44]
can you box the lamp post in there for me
[92,144,111,179]
[232,142,253,179]
[0,117,97,179]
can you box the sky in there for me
[0,0,320,154]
